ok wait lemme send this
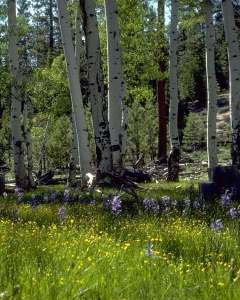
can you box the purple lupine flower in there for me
[14,187,21,194]
[172,200,178,209]
[15,187,23,199]
[63,189,70,202]
[221,190,231,207]
[15,190,24,203]
[111,196,122,215]
[143,199,160,214]
[161,195,170,208]
[58,206,66,221]
[228,207,238,219]
[145,241,153,257]
[49,191,56,203]
[184,199,191,209]
[211,219,224,232]
[90,199,96,206]
[43,195,49,203]
[30,194,37,209]
[193,200,201,209]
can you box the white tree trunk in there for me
[81,0,112,175]
[75,2,85,72]
[120,101,128,158]
[105,0,126,173]
[68,1,83,185]
[56,0,91,182]
[22,100,35,187]
[222,0,240,169]
[68,113,79,186]
[39,115,51,176]
[205,0,218,172]
[168,0,180,181]
[8,0,28,189]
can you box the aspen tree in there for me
[221,0,240,170]
[56,0,91,182]
[205,0,218,174]
[81,0,112,176]
[168,0,180,181]
[105,0,126,173]
[8,0,28,188]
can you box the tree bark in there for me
[80,0,112,176]
[68,2,83,185]
[38,115,51,176]
[157,0,167,163]
[120,100,128,159]
[8,0,28,189]
[68,113,79,186]
[22,100,35,187]
[75,2,85,72]
[205,0,218,175]
[167,0,180,181]
[56,0,91,182]
[0,109,5,194]
[221,0,240,170]
[105,0,126,173]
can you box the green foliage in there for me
[31,114,71,170]
[127,87,158,162]
[29,55,71,116]
[182,112,206,152]
[46,115,71,169]
[178,24,206,104]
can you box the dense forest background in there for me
[0,0,239,180]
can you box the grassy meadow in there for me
[0,182,240,299]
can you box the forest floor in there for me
[0,182,240,299]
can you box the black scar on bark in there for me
[96,145,102,168]
[15,140,22,148]
[232,123,240,169]
[110,145,121,152]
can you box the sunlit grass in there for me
[0,182,240,299]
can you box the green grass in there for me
[0,182,240,299]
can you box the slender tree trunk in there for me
[221,0,240,170]
[68,2,82,185]
[157,0,167,163]
[80,0,112,176]
[167,0,180,181]
[49,0,54,49]
[205,0,218,175]
[8,0,28,189]
[56,0,91,182]
[38,115,51,176]
[68,113,79,186]
[0,76,6,194]
[120,100,128,159]
[22,100,35,187]
[105,0,126,173]
[75,3,84,72]
[48,0,54,64]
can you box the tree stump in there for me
[212,166,240,192]
[200,166,240,201]
[199,182,218,202]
